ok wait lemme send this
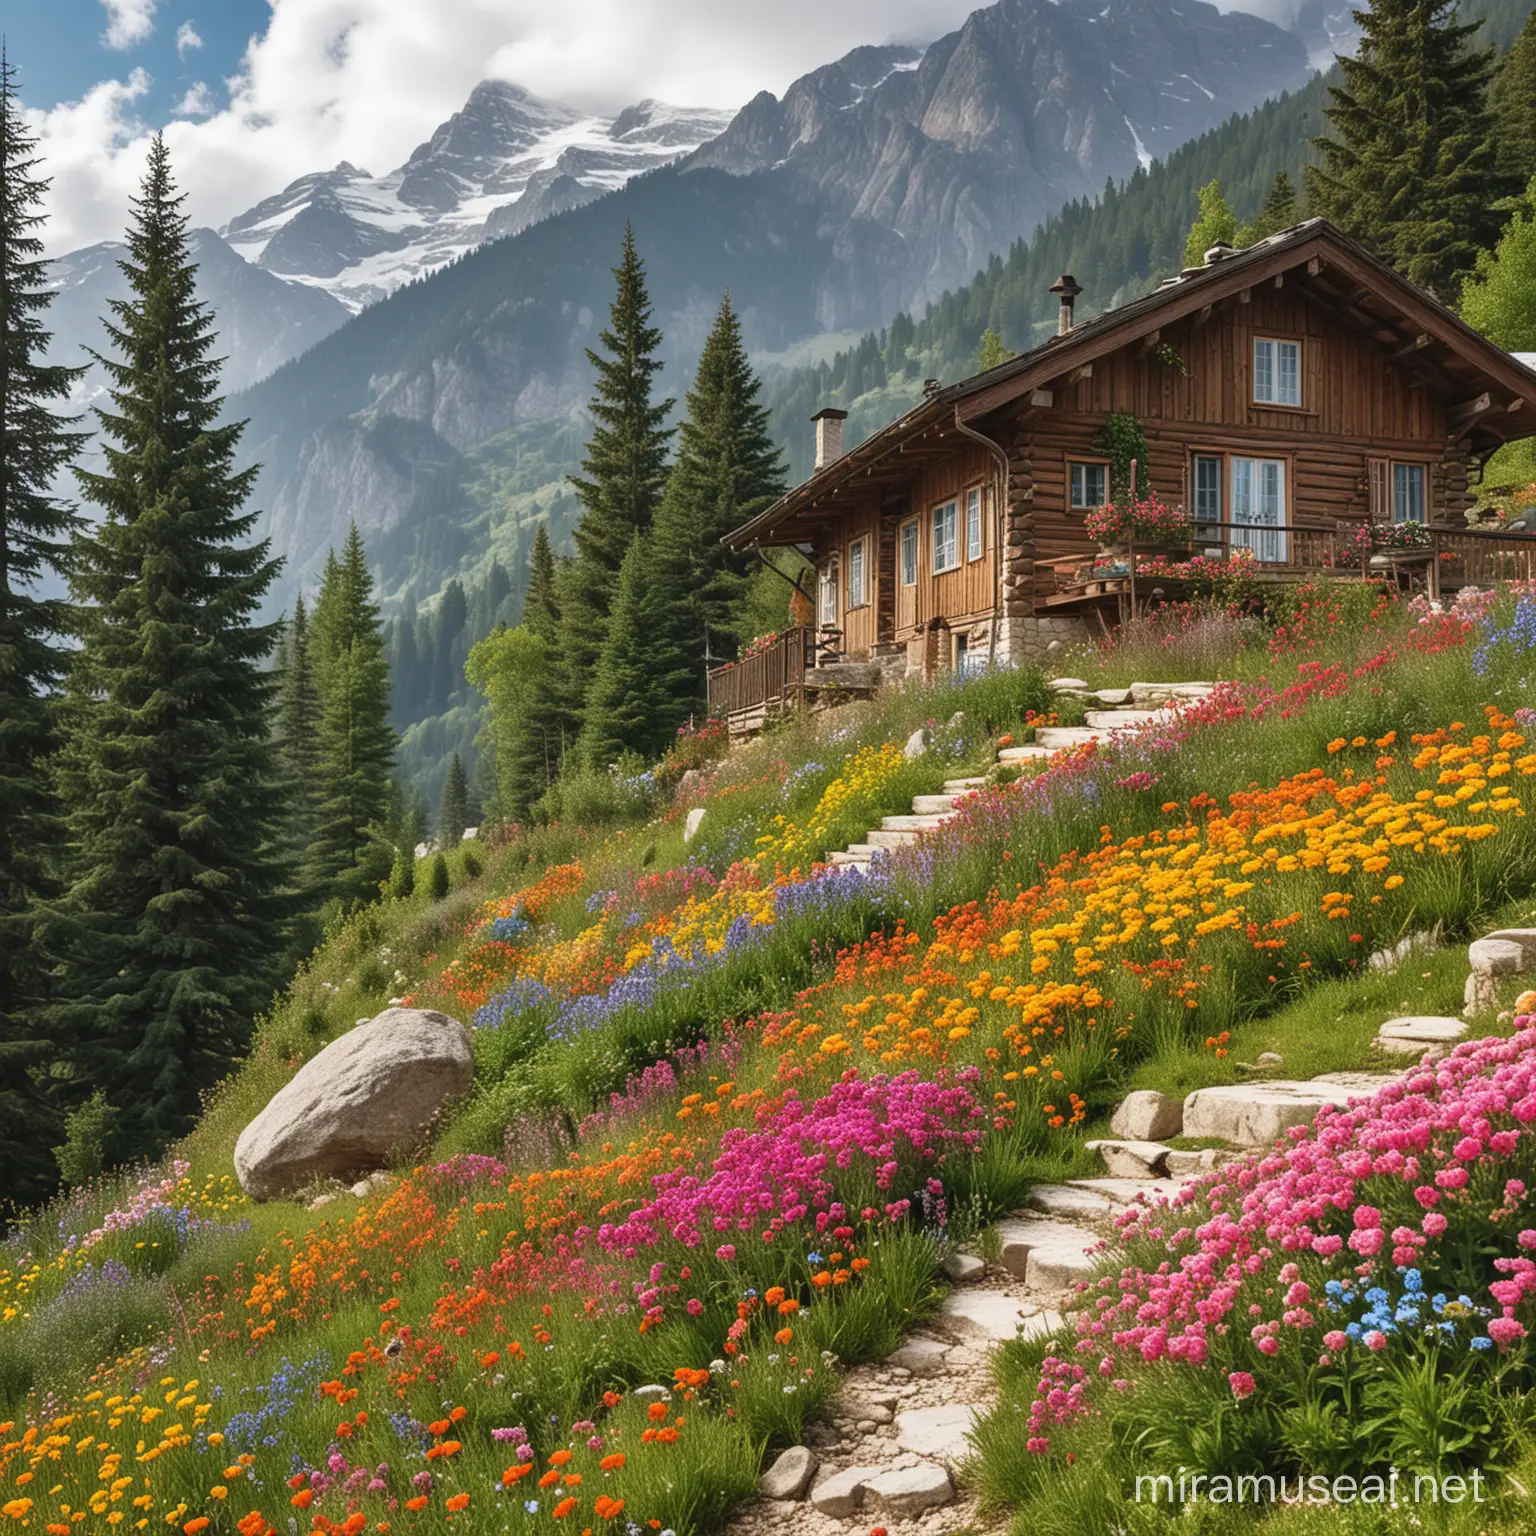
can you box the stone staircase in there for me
[826,680,1216,875]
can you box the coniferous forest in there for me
[3,0,1536,1211]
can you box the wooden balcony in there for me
[706,626,815,736]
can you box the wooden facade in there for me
[718,221,1536,710]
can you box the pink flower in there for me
[1364,1331,1387,1352]
[685,1298,704,1316]
[1256,1336,1280,1356]
[1487,1316,1527,1348]
[1423,1212,1449,1237]
[1352,1206,1381,1230]
[1228,1372,1256,1399]
[1323,1331,1348,1352]
[715,1244,736,1262]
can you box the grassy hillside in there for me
[9,579,1536,1535]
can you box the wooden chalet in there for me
[709,219,1536,730]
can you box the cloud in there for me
[176,21,204,57]
[100,0,157,50]
[175,82,215,117]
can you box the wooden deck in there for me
[705,626,814,736]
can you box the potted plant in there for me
[1084,493,1193,559]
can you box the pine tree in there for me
[1461,176,1536,349]
[307,524,395,908]
[1239,170,1300,244]
[580,537,668,766]
[1308,0,1507,297]
[1182,180,1238,267]
[438,753,468,848]
[645,296,787,725]
[47,136,286,1161]
[1492,10,1536,185]
[274,594,323,865]
[564,225,674,711]
[0,49,86,1206]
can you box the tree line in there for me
[0,63,403,1208]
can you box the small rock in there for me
[676,768,705,804]
[683,807,707,844]
[862,1404,894,1424]
[1093,687,1133,706]
[809,1466,882,1518]
[941,1251,985,1282]
[307,1192,338,1211]
[1469,937,1525,975]
[857,1420,878,1435]
[886,1338,949,1376]
[1091,1139,1171,1178]
[887,1366,912,1382]
[350,1180,372,1198]
[946,711,966,730]
[633,1384,670,1398]
[760,1446,818,1501]
[1367,929,1439,972]
[1108,1089,1183,1141]
[1482,928,1536,966]
[1048,677,1089,691]
[1164,1148,1227,1177]
[864,1463,955,1516]
[903,727,930,761]
[867,1392,899,1411]
[1255,1051,1284,1066]
[1379,1015,1467,1044]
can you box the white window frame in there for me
[1253,337,1302,407]
[900,518,918,586]
[1229,454,1289,562]
[847,537,867,607]
[1068,460,1109,511]
[818,556,839,627]
[932,499,959,573]
[965,485,984,561]
[1392,462,1427,525]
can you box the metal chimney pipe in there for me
[1049,274,1084,336]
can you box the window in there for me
[1253,338,1302,407]
[847,538,867,607]
[1392,463,1426,524]
[818,557,839,627]
[1069,461,1109,511]
[933,499,958,572]
[1369,458,1430,524]
[900,519,918,585]
[1193,455,1223,532]
[966,486,983,561]
[1230,455,1288,562]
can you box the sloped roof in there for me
[727,219,1536,549]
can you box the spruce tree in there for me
[0,50,85,1205]
[1308,0,1507,297]
[1182,180,1238,266]
[564,225,673,710]
[274,594,322,864]
[307,524,395,908]
[1491,10,1536,185]
[580,537,668,766]
[1240,170,1300,243]
[1460,176,1536,349]
[439,753,468,848]
[646,296,787,725]
[47,136,286,1161]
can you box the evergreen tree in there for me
[645,296,787,725]
[508,524,576,811]
[438,752,468,848]
[564,225,674,709]
[977,327,1015,370]
[1461,176,1536,348]
[0,49,86,1206]
[307,524,395,908]
[47,136,286,1161]
[580,537,667,766]
[274,594,322,866]
[1308,0,1506,297]
[426,852,450,901]
[1491,10,1536,185]
[1239,170,1300,243]
[1182,180,1238,267]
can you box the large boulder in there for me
[235,1008,474,1199]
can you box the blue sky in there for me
[7,0,269,119]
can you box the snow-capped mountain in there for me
[220,82,735,311]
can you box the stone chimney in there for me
[811,407,848,471]
[1049,274,1083,336]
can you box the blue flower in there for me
[1470,1336,1494,1351]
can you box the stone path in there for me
[828,679,1216,875]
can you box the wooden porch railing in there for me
[706,626,814,723]
[1428,523,1536,593]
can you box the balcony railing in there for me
[705,626,814,726]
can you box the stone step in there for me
[1035,726,1101,750]
[864,828,920,849]
[1025,1183,1120,1219]
[997,744,1054,764]
[993,1216,1100,1292]
[828,850,870,866]
[911,793,964,815]
[1087,1138,1172,1178]
[880,813,950,831]
[939,1288,1061,1344]
[1063,1176,1197,1205]
[830,860,872,876]
[943,777,988,792]
[1181,1074,1401,1148]
[1083,708,1171,731]
[894,1405,981,1465]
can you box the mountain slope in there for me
[232,0,1313,599]
[219,82,735,311]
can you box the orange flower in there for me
[480,1352,500,1368]
[405,1498,428,1513]
[646,1402,668,1422]
[775,1328,793,1345]
[655,1427,680,1445]
[238,1514,272,1536]
[548,1450,574,1467]
[503,1466,534,1486]
[291,1490,314,1510]
[342,1517,367,1536]
[553,1498,579,1519]
[776,1298,799,1316]
[594,1496,626,1520]
[428,1419,451,1437]
[185,1521,211,1536]
[599,1454,626,1472]
[763,1287,785,1306]
[539,1471,562,1489]
[446,1495,470,1513]
[449,1406,467,1422]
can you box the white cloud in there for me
[100,0,157,50]
[176,20,204,57]
[175,81,215,117]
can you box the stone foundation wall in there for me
[994,613,1091,663]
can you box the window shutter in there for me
[1368,458,1390,522]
